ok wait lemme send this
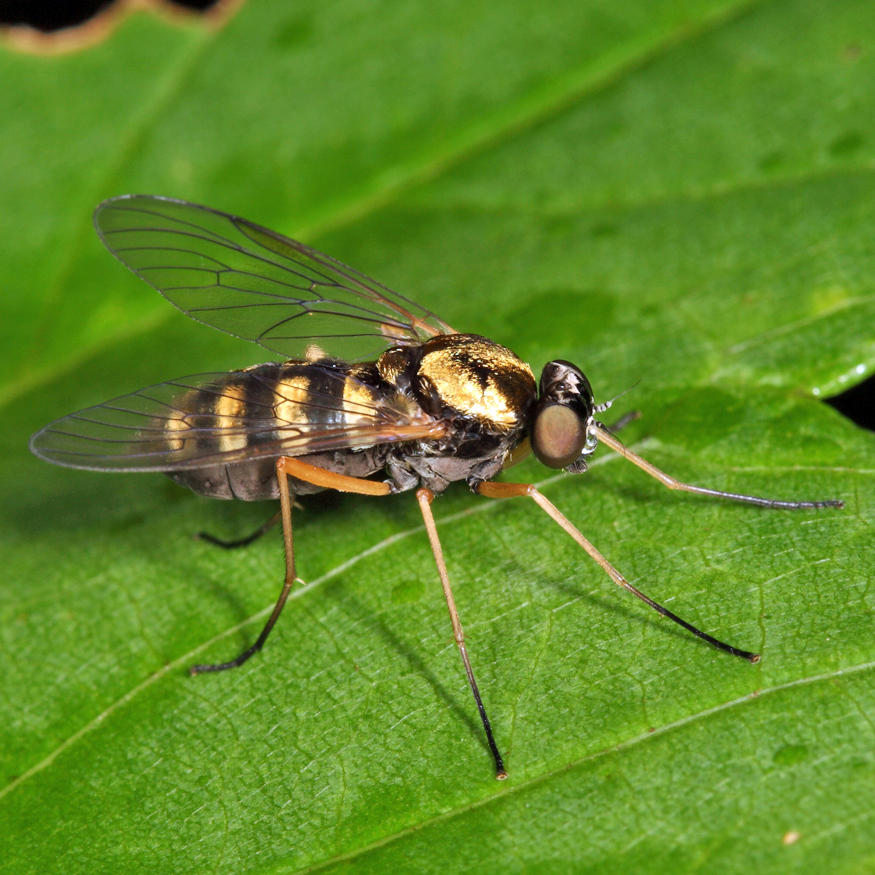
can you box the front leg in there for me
[475,479,759,662]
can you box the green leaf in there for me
[1,1,873,873]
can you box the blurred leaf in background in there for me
[0,1,872,873]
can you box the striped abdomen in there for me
[163,360,418,501]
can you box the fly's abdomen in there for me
[164,361,391,501]
[164,363,281,500]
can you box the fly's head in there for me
[531,360,599,473]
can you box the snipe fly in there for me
[31,196,843,778]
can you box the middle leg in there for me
[416,488,507,780]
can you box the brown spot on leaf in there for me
[0,0,240,55]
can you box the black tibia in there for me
[197,510,281,549]
[189,457,391,675]
[189,460,299,675]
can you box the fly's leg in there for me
[606,410,640,432]
[196,510,281,550]
[189,457,390,675]
[476,480,760,662]
[592,423,843,510]
[189,459,507,778]
[417,488,507,780]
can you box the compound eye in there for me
[531,403,587,469]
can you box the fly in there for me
[30,195,844,779]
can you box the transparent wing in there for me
[94,195,455,362]
[29,367,447,473]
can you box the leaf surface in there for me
[1,1,873,873]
